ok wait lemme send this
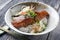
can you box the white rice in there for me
[19,18,48,33]
[19,25,32,33]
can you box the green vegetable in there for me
[27,10,36,18]
[42,23,47,31]
[36,20,40,26]
[43,24,46,30]
[43,22,47,27]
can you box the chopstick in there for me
[0,26,30,40]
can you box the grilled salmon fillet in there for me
[35,10,49,21]
[12,10,49,28]
[12,18,35,28]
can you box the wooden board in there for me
[0,0,60,40]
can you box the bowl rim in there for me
[5,2,59,35]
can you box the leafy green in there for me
[36,20,40,26]
[42,22,47,31]
[43,24,46,30]
[43,22,47,27]
[27,10,36,18]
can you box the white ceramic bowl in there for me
[5,2,59,35]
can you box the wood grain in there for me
[0,0,60,40]
[47,18,60,40]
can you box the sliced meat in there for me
[35,10,49,21]
[12,15,25,23]
[12,10,49,28]
[12,18,35,28]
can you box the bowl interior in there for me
[5,2,59,35]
